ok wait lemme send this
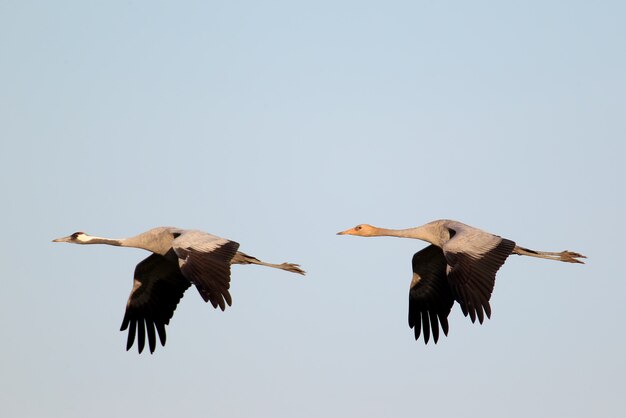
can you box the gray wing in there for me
[409,245,455,344]
[120,253,191,354]
[172,230,240,311]
[442,225,515,324]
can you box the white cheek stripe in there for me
[76,234,90,243]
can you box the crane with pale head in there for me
[337,219,585,344]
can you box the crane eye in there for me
[355,225,362,231]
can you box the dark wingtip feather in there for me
[137,320,146,354]
[146,321,156,354]
[413,321,422,341]
[431,317,440,344]
[156,322,166,347]
[468,305,477,323]
[441,317,449,336]
[476,306,485,324]
[126,319,136,351]
[421,312,430,344]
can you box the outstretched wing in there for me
[172,230,240,311]
[409,245,455,344]
[120,253,191,354]
[442,224,515,324]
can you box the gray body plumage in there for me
[53,227,305,354]
[338,219,586,344]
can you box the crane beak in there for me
[52,235,72,243]
[336,228,354,236]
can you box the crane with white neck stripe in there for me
[53,227,305,354]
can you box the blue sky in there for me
[1,1,625,417]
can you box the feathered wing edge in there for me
[175,241,240,311]
[444,238,516,324]
[120,252,191,354]
[408,245,455,344]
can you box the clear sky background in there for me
[1,1,625,417]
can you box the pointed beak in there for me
[336,228,353,236]
[52,235,72,243]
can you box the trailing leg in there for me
[231,252,306,275]
[512,246,586,264]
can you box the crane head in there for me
[337,224,377,237]
[52,232,88,243]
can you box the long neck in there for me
[78,235,124,246]
[117,233,171,255]
[369,225,437,244]
[78,234,169,255]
